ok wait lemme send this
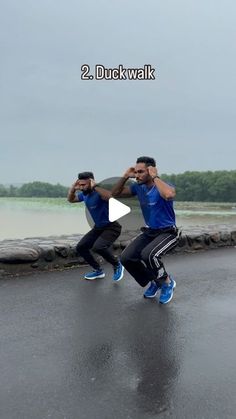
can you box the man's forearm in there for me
[111,177,128,196]
[67,187,76,202]
[94,186,112,201]
[153,177,176,200]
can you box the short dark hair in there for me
[78,171,94,180]
[136,156,156,167]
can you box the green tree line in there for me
[0,171,236,201]
[161,170,236,202]
[0,182,68,198]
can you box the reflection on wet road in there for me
[0,248,236,418]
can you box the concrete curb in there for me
[1,225,236,277]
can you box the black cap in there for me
[78,171,94,180]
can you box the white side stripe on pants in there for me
[148,235,178,270]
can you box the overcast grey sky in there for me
[1,0,236,185]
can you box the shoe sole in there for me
[84,273,106,280]
[113,265,124,282]
[159,280,176,304]
[143,290,159,299]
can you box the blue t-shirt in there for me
[130,182,176,229]
[77,191,110,228]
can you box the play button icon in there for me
[85,176,141,230]
[108,198,131,222]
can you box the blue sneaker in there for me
[113,261,124,282]
[84,269,105,280]
[144,281,162,299]
[159,277,176,304]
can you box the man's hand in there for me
[147,166,176,200]
[147,166,158,179]
[68,180,80,202]
[71,180,81,191]
[90,178,96,190]
[123,167,136,179]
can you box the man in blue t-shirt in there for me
[68,171,124,281]
[112,156,179,304]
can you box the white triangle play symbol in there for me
[108,197,131,222]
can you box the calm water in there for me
[1,197,236,241]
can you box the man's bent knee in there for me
[76,242,87,253]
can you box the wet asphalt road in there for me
[0,248,236,419]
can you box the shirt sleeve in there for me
[75,192,84,202]
[129,182,137,196]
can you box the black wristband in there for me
[152,175,160,180]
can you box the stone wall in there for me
[1,224,236,277]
